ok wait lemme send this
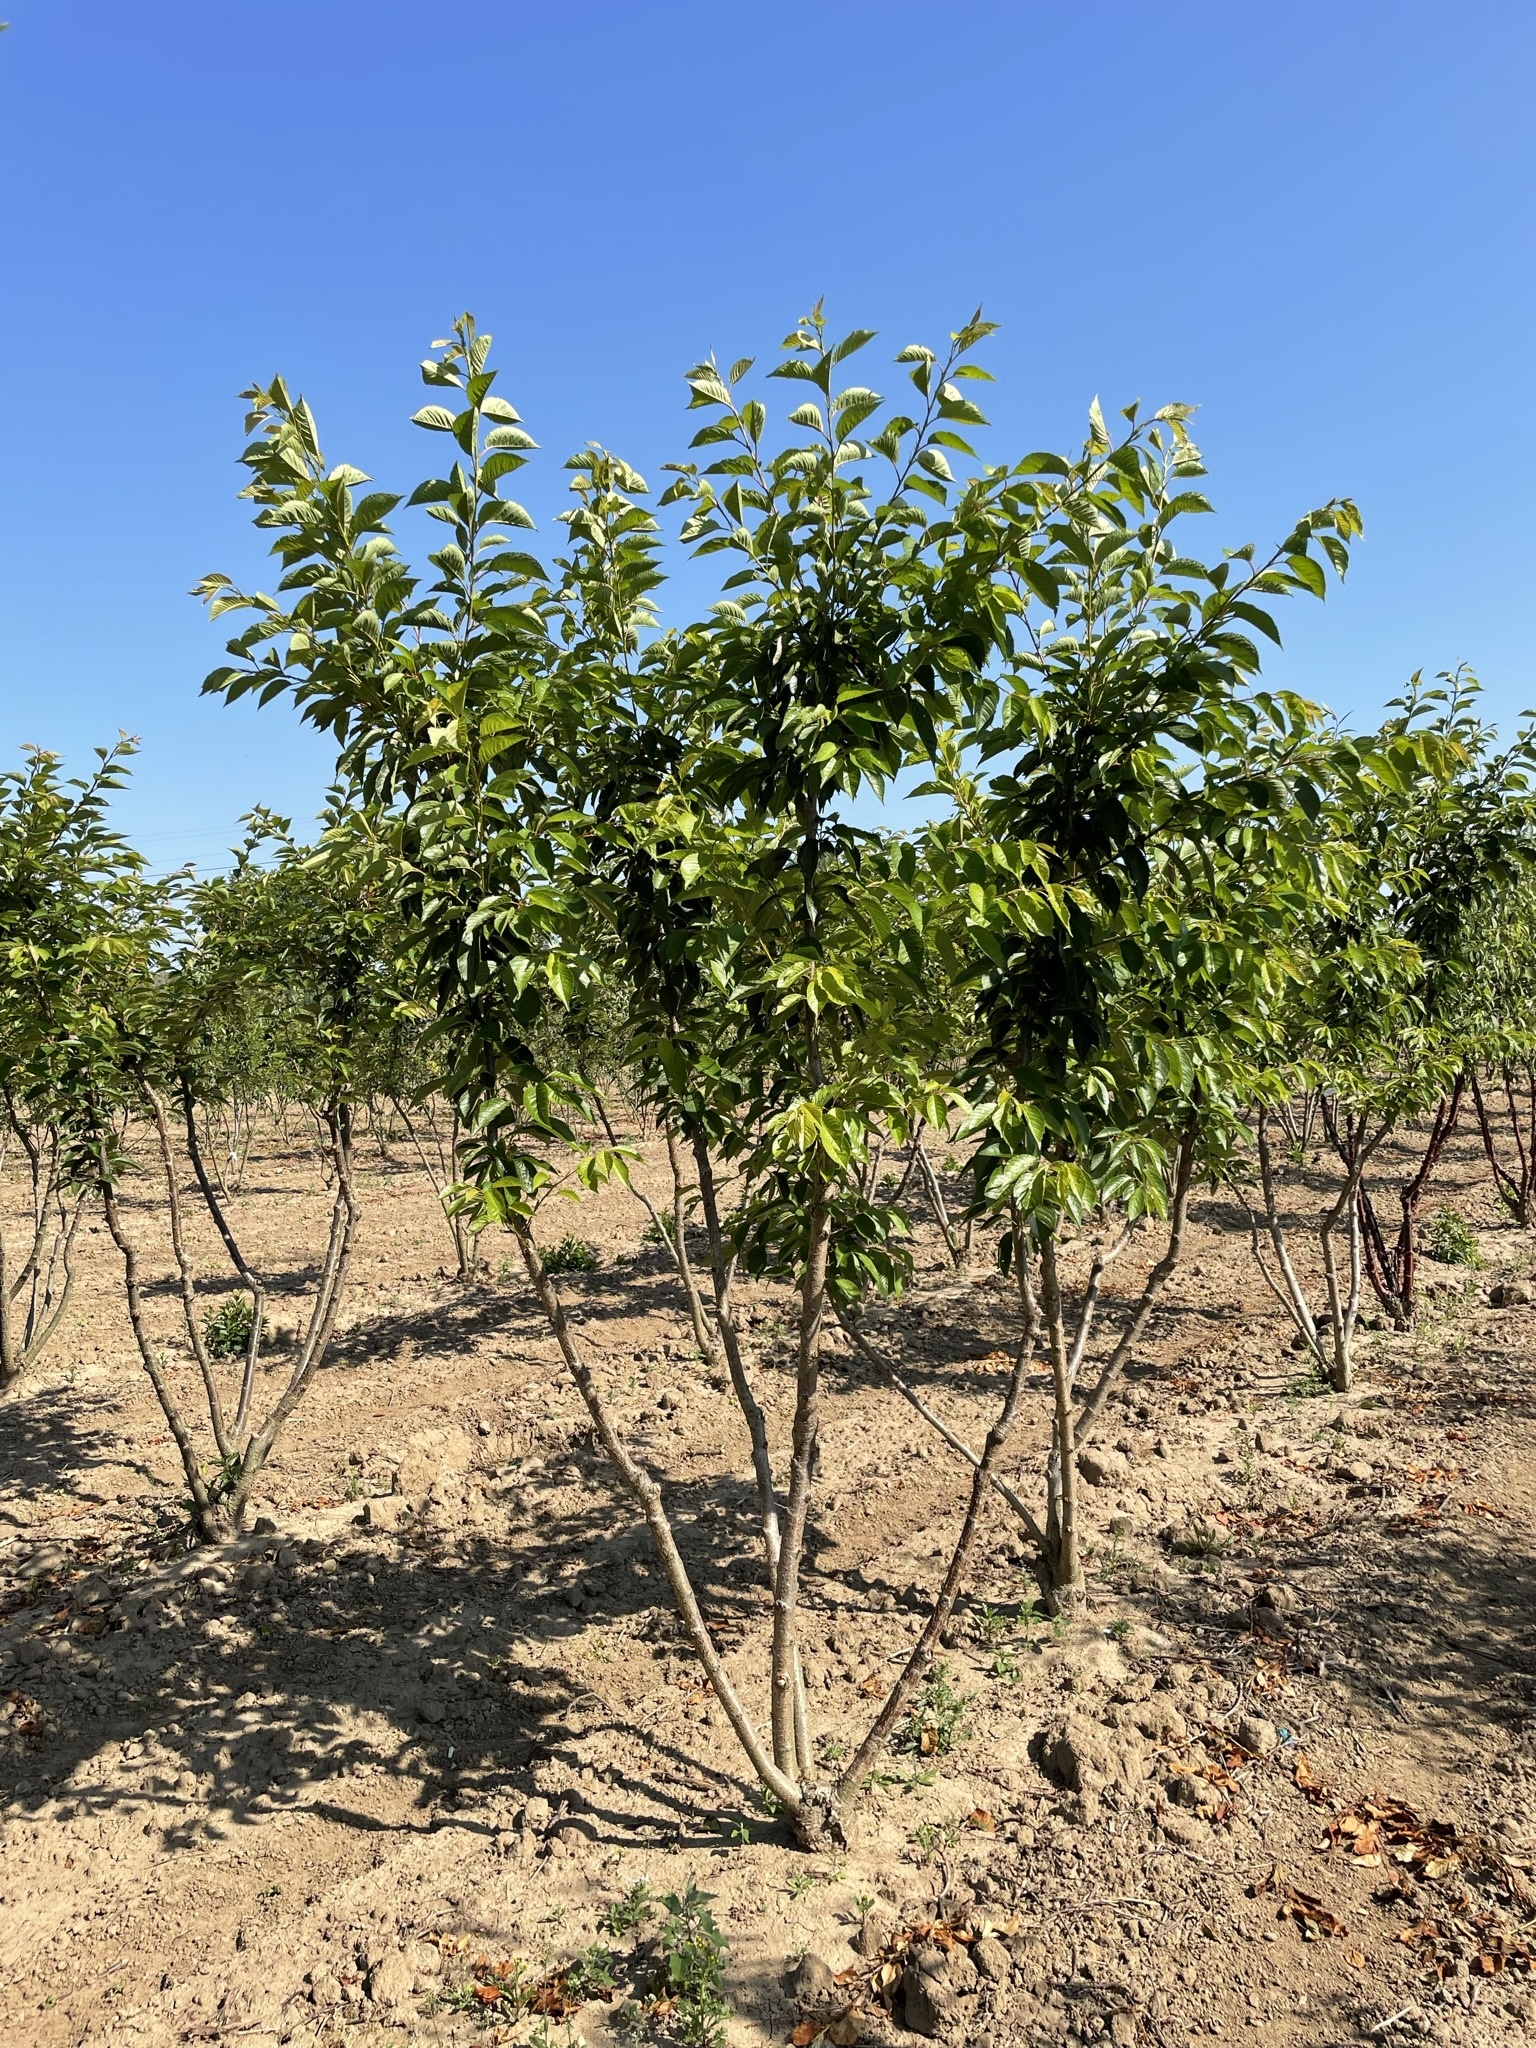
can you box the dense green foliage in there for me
[5,307,1533,1841]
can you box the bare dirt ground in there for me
[2,1119,1534,2048]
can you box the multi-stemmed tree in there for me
[198,309,1526,1833]
[198,307,1050,1840]
[35,807,389,1541]
[0,741,153,1389]
[911,407,1365,1600]
[1461,871,1536,1227]
[1244,673,1535,1383]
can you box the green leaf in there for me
[1286,552,1328,598]
[831,328,877,363]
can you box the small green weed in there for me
[544,1234,601,1276]
[444,1946,613,2030]
[203,1294,254,1359]
[656,1885,731,2047]
[976,1602,1012,1647]
[1171,1519,1230,1560]
[1285,1357,1329,1401]
[864,1760,938,1793]
[1425,1204,1482,1267]
[563,1944,617,2000]
[1014,1596,1065,1647]
[526,2023,577,2048]
[442,1955,530,2020]
[990,1648,1020,1683]
[601,1880,657,1939]
[894,1661,971,1759]
[908,1816,959,1863]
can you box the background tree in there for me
[86,813,387,1539]
[1461,872,1536,1226]
[0,740,151,1390]
[1247,674,1535,1381]
[917,402,1362,1602]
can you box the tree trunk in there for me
[97,1162,222,1545]
[1470,1065,1536,1228]
[770,1178,830,1785]
[1038,1234,1085,1612]
[1074,1117,1198,1441]
[512,1215,801,1819]
[228,1106,358,1527]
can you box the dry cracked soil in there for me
[1,1118,1534,2048]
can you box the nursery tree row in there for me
[4,309,1534,1844]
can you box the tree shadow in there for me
[1111,1349,1536,1768]
[0,1379,160,1507]
[0,1439,856,1856]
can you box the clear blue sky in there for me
[2,2,1533,868]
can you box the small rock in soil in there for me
[901,1960,954,2036]
[1125,1699,1187,1745]
[366,1952,414,2007]
[973,1935,1012,1984]
[403,1938,441,1983]
[945,1944,979,1992]
[1078,1447,1130,1488]
[787,1952,837,2005]
[363,1496,413,1531]
[307,1970,341,2009]
[1253,1581,1303,1620]
[1042,1712,1149,1795]
[1234,1713,1279,1756]
[1167,1771,1221,1813]
[851,1905,900,1957]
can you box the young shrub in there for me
[1423,1205,1483,1268]
[543,1233,600,1275]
